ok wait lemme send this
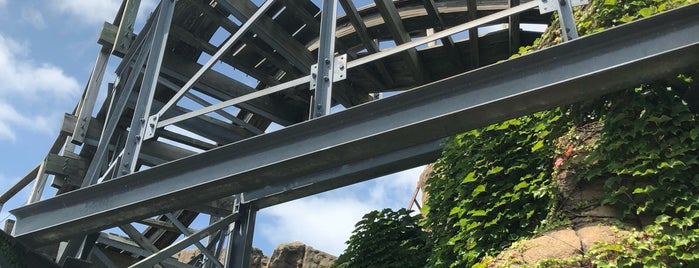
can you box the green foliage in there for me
[578,0,697,34]
[333,208,429,268]
[0,237,23,268]
[573,84,699,266]
[421,1,699,267]
[589,219,699,267]
[422,110,568,267]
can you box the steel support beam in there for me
[244,140,442,209]
[120,0,176,175]
[311,0,339,118]
[11,4,699,246]
[225,202,257,268]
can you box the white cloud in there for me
[0,34,78,141]
[51,0,121,25]
[50,0,158,26]
[21,7,46,29]
[259,196,374,256]
[256,166,426,256]
[0,101,54,141]
[0,35,80,98]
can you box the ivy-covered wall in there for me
[422,0,699,267]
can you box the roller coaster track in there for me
[2,0,698,267]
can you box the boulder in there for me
[268,241,336,268]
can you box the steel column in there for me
[119,0,176,175]
[311,0,339,118]
[225,201,257,268]
[81,30,152,187]
[556,0,580,41]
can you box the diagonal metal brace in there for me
[539,0,588,41]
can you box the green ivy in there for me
[422,110,568,267]
[574,83,699,266]
[422,0,699,267]
[333,208,429,268]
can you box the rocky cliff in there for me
[174,241,336,268]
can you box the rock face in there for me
[174,242,334,268]
[268,242,336,268]
[494,225,627,266]
[417,164,433,205]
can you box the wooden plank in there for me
[421,0,465,68]
[219,0,316,71]
[509,0,521,55]
[113,0,141,54]
[338,0,395,87]
[467,0,481,68]
[169,25,279,85]
[375,0,429,83]
[160,53,304,125]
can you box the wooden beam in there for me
[136,218,197,234]
[169,24,280,85]
[113,0,141,54]
[509,0,522,55]
[160,53,303,125]
[188,0,304,79]
[339,0,395,87]
[44,154,88,186]
[467,0,481,68]
[374,0,429,83]
[219,0,316,71]
[421,0,465,68]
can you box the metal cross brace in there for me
[539,0,588,41]
[145,0,276,140]
[164,213,224,268]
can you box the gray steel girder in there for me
[11,4,699,247]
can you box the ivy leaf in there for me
[462,171,477,183]
[486,166,504,176]
[468,210,487,217]
[472,184,486,197]
[632,168,658,176]
[603,0,616,5]
[646,115,672,124]
[638,7,653,18]
[690,128,699,141]
[513,181,529,191]
[531,140,544,152]
[449,207,464,216]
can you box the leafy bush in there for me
[333,208,429,268]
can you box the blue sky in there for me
[0,0,424,257]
